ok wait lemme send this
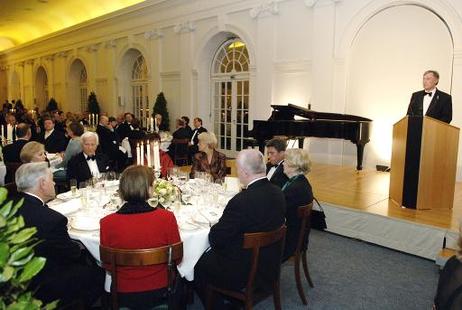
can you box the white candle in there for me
[140,141,144,166]
[96,114,99,125]
[1,126,4,141]
[153,141,161,170]
[150,117,154,133]
[154,117,158,133]
[136,143,141,165]
[88,114,91,125]
[147,141,151,167]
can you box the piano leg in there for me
[298,138,304,149]
[356,143,365,170]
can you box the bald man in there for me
[194,149,286,307]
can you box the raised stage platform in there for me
[310,163,460,260]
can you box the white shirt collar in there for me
[23,192,45,205]
[246,176,267,188]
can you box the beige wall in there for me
[1,0,462,178]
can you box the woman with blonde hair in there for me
[434,228,462,309]
[281,148,313,261]
[190,132,227,181]
[100,165,181,309]
[20,141,47,163]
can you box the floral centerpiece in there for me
[153,179,177,205]
[159,131,173,142]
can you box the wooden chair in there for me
[99,242,183,310]
[171,139,189,166]
[206,225,287,310]
[294,203,314,305]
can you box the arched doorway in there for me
[211,39,250,155]
[35,66,48,111]
[68,59,88,112]
[117,49,149,126]
[10,71,20,100]
[131,54,149,125]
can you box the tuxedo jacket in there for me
[407,89,452,123]
[282,175,313,261]
[1,124,16,144]
[266,162,289,189]
[116,122,133,140]
[191,127,207,146]
[2,139,28,163]
[96,125,121,155]
[66,152,112,184]
[39,129,68,153]
[197,178,286,289]
[172,127,191,140]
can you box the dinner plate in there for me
[71,216,100,231]
[56,191,81,201]
[49,200,80,216]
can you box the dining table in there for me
[47,176,240,291]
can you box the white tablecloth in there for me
[48,179,238,286]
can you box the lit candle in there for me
[88,113,91,125]
[153,141,161,170]
[147,141,151,167]
[136,143,141,165]
[140,141,144,165]
[150,117,154,133]
[1,125,4,142]
[96,114,99,125]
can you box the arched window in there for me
[131,55,149,126]
[80,67,87,112]
[211,39,250,154]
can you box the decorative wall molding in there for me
[55,51,70,58]
[87,43,100,53]
[105,40,117,48]
[273,60,312,74]
[249,1,279,19]
[304,0,342,8]
[160,70,181,79]
[174,21,195,34]
[144,29,164,40]
[25,59,34,66]
[16,61,24,67]
[45,55,54,62]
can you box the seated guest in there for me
[116,112,135,139]
[2,112,17,144]
[38,117,68,153]
[127,118,146,140]
[52,110,66,132]
[15,162,104,307]
[3,123,31,163]
[155,113,168,132]
[190,132,226,182]
[24,110,39,141]
[20,141,47,163]
[181,116,193,137]
[172,118,191,140]
[100,165,181,309]
[167,119,191,161]
[96,115,127,171]
[108,116,119,131]
[434,229,462,309]
[281,148,313,261]
[67,131,112,184]
[55,122,84,170]
[194,149,286,307]
[266,138,289,188]
[188,117,207,156]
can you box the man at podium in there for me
[406,70,452,124]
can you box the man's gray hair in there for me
[81,131,99,146]
[237,149,266,175]
[15,162,50,192]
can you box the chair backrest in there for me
[172,138,189,165]
[296,203,313,253]
[99,242,183,309]
[242,225,287,295]
[5,162,22,184]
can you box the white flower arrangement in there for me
[159,131,173,142]
[153,179,176,204]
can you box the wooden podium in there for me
[389,116,459,210]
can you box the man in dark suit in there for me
[96,115,127,171]
[188,117,207,156]
[168,118,192,160]
[266,138,289,188]
[15,162,104,307]
[67,131,112,184]
[2,123,31,163]
[407,70,452,124]
[38,117,68,153]
[194,149,286,307]
[116,112,135,140]
[181,116,193,137]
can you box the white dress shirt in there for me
[423,88,436,116]
[6,124,14,142]
[267,160,284,180]
[84,153,100,178]
[44,128,54,140]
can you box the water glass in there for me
[70,179,77,196]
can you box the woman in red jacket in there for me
[100,165,181,308]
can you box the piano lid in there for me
[270,104,372,122]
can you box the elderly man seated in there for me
[15,162,104,307]
[67,131,113,184]
[194,149,286,307]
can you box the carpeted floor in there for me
[188,229,441,309]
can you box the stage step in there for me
[436,248,457,268]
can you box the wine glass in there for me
[70,179,77,196]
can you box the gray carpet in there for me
[188,229,440,309]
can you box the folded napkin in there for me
[49,199,81,216]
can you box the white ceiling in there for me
[0,0,147,51]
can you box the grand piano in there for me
[249,104,372,170]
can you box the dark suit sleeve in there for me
[441,94,452,123]
[407,93,417,116]
[42,215,82,262]
[209,197,244,250]
[66,156,78,181]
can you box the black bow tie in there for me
[424,92,432,96]
[86,155,96,161]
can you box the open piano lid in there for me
[270,104,372,122]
